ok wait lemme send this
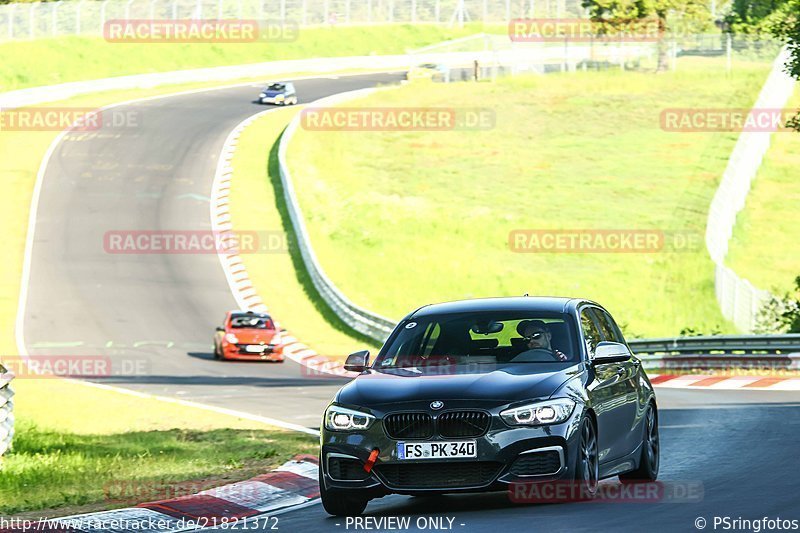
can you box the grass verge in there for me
[0,78,335,516]
[286,57,775,338]
[227,106,377,359]
[2,379,317,516]
[0,24,500,92]
[726,87,800,294]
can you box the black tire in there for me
[319,462,369,516]
[619,404,659,483]
[574,417,599,500]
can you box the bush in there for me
[755,276,800,333]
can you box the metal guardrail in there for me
[628,334,800,355]
[0,365,15,458]
[277,89,397,343]
[629,335,800,371]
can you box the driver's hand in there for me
[555,350,568,361]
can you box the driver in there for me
[517,320,568,362]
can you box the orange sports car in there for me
[213,311,285,361]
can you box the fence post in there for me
[346,0,351,23]
[435,0,439,22]
[51,1,57,36]
[301,0,306,25]
[76,0,83,34]
[7,4,14,40]
[482,0,487,23]
[217,0,223,19]
[367,0,372,22]
[280,0,286,22]
[172,0,178,19]
[100,0,107,33]
[505,0,509,22]
[726,33,732,73]
[389,0,393,22]
[529,0,534,17]
[323,0,328,23]
[28,2,36,40]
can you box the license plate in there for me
[245,345,265,353]
[397,440,477,460]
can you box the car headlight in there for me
[259,93,266,98]
[500,398,575,426]
[224,333,238,344]
[324,406,376,431]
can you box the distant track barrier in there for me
[0,362,14,458]
[629,334,800,372]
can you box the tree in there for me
[755,276,800,334]
[581,0,713,71]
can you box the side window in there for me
[580,309,602,358]
[593,309,626,344]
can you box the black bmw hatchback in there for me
[319,297,659,516]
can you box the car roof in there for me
[230,310,272,319]
[407,296,594,318]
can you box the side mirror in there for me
[344,350,370,372]
[215,326,225,332]
[593,341,632,365]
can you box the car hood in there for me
[336,363,583,407]
[230,329,276,343]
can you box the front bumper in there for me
[320,402,583,497]
[222,342,283,361]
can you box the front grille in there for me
[235,344,274,354]
[508,450,562,476]
[384,413,433,439]
[376,461,502,489]
[438,411,490,438]
[328,457,370,481]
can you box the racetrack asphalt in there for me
[21,72,403,427]
[20,71,800,533]
[213,387,800,532]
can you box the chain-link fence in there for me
[0,0,590,40]
[0,365,14,458]
[705,46,796,333]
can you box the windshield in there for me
[374,311,579,368]
[230,315,274,329]
[265,83,285,91]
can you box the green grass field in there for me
[2,379,317,516]
[726,87,800,294]
[227,106,377,358]
[286,58,775,338]
[0,81,326,517]
[0,24,498,92]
